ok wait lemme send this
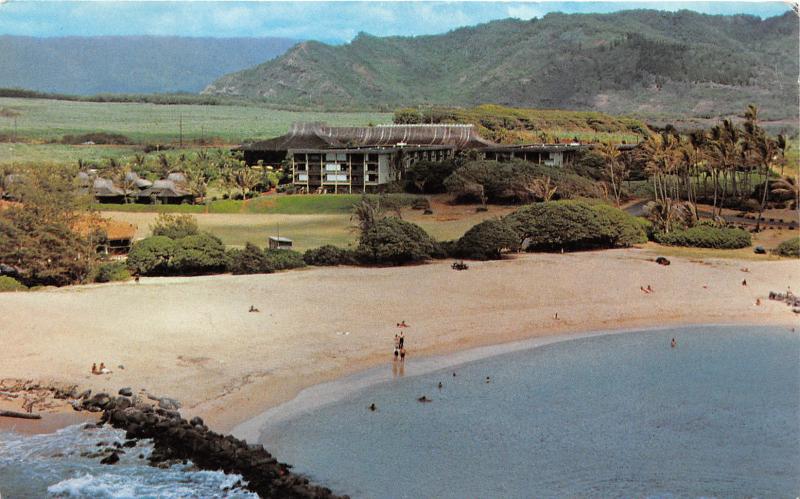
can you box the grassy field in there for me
[0,97,391,143]
[100,195,517,250]
[92,194,418,215]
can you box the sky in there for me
[0,1,793,43]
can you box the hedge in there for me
[455,218,520,260]
[170,233,228,274]
[357,217,437,264]
[504,200,647,251]
[774,237,800,257]
[264,249,306,271]
[654,226,752,249]
[0,276,27,292]
[127,236,176,275]
[303,245,358,266]
[93,261,131,283]
[227,243,271,275]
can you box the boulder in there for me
[100,451,120,465]
[118,387,133,397]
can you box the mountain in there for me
[0,36,297,95]
[203,10,799,120]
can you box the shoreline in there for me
[231,321,796,443]
[1,250,798,437]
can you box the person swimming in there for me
[671,338,677,348]
[438,382,443,389]
[368,403,376,411]
[417,395,431,403]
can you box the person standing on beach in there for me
[399,332,405,349]
[400,347,406,361]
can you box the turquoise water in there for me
[259,326,800,498]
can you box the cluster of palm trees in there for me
[94,149,278,203]
[635,105,792,232]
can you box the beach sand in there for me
[0,249,797,434]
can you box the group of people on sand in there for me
[640,285,654,294]
[393,323,408,361]
[91,362,111,375]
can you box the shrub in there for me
[0,276,27,292]
[227,243,272,274]
[444,160,603,204]
[127,236,176,275]
[505,200,647,251]
[455,218,521,260]
[93,261,131,283]
[357,217,437,264]
[654,226,751,249]
[774,237,800,257]
[303,245,357,266]
[151,213,199,240]
[264,249,306,271]
[170,233,227,274]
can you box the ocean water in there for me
[258,326,800,499]
[0,424,256,498]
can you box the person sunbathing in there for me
[98,362,111,374]
[91,363,98,374]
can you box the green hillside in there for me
[0,36,296,95]
[204,10,799,120]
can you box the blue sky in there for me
[0,1,792,43]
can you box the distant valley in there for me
[0,35,297,95]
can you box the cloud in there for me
[0,1,792,41]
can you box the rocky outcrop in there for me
[91,392,346,498]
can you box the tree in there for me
[597,143,628,206]
[150,213,199,239]
[126,236,176,275]
[170,233,227,274]
[455,218,520,260]
[357,217,437,264]
[0,165,96,286]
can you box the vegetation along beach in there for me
[0,1,798,497]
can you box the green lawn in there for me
[0,96,391,144]
[93,194,420,215]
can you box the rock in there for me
[118,387,133,397]
[78,389,92,400]
[115,397,132,410]
[100,452,120,465]
[189,416,204,427]
[158,397,181,411]
[655,256,671,266]
[754,245,766,254]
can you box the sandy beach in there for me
[1,249,797,434]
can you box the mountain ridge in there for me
[203,9,799,119]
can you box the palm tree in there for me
[597,142,625,206]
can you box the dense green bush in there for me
[444,160,602,204]
[264,249,306,270]
[405,160,457,193]
[455,218,520,260]
[127,236,176,275]
[170,233,227,274]
[93,261,131,283]
[0,276,27,292]
[227,243,272,274]
[505,200,647,251]
[150,213,199,240]
[357,217,437,264]
[774,237,800,257]
[303,245,357,266]
[654,226,751,249]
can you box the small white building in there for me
[268,236,293,250]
